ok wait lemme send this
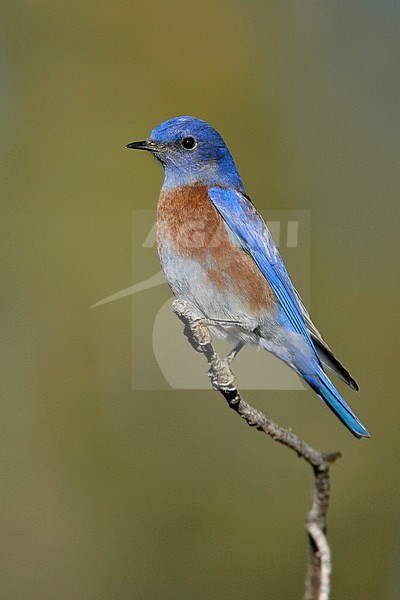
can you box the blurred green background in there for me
[2,2,399,599]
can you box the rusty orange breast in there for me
[157,185,275,312]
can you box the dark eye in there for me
[181,136,197,150]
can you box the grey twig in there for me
[172,299,341,600]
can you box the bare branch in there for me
[172,299,341,600]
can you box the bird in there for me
[126,116,369,438]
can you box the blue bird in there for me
[127,116,369,438]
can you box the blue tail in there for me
[305,371,370,439]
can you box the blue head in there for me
[126,116,245,192]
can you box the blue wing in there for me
[207,186,370,438]
[208,186,317,354]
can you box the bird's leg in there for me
[202,318,248,363]
[203,317,247,328]
[202,317,250,363]
[226,340,246,364]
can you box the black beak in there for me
[125,140,151,150]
